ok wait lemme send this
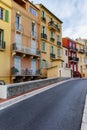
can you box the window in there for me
[65,50,68,56]
[0,7,9,22]
[15,14,20,29]
[0,29,4,48]
[41,60,46,68]
[30,7,37,16]
[74,65,76,71]
[32,23,35,32]
[50,18,53,22]
[57,35,60,41]
[85,58,87,63]
[41,26,46,34]
[0,7,3,20]
[69,42,72,47]
[50,46,54,54]
[73,44,75,48]
[41,11,45,18]
[58,49,61,57]
[50,31,54,38]
[42,42,46,51]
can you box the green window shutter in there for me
[46,61,48,68]
[5,10,9,22]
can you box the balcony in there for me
[69,56,79,63]
[31,31,37,39]
[41,33,47,40]
[57,41,61,46]
[12,43,41,57]
[11,67,41,76]
[48,21,60,32]
[41,17,46,23]
[13,0,26,9]
[50,37,55,42]
[69,46,78,52]
[0,40,6,50]
[78,49,85,54]
[50,53,56,59]
[15,24,23,33]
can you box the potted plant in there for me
[11,66,19,75]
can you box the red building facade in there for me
[62,38,80,77]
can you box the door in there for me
[31,59,36,75]
[59,70,61,77]
[15,34,22,50]
[31,40,36,54]
[14,56,21,75]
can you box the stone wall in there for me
[0,77,70,99]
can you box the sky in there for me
[30,0,87,40]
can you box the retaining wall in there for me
[0,77,70,99]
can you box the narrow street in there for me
[0,79,87,130]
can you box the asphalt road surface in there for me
[0,79,87,130]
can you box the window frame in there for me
[41,42,46,52]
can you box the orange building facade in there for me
[10,0,41,83]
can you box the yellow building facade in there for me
[36,4,63,78]
[0,0,11,84]
[76,39,86,77]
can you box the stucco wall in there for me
[47,66,58,78]
[0,1,11,84]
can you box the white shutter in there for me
[31,59,36,75]
[14,56,21,75]
[31,40,36,54]
[15,34,22,50]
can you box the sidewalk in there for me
[81,95,87,130]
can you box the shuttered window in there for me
[50,46,54,53]
[0,7,9,22]
[0,7,3,20]
[42,42,46,51]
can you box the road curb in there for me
[0,78,74,110]
[81,95,87,130]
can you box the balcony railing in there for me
[15,23,23,33]
[69,56,79,62]
[12,43,41,57]
[50,37,55,42]
[0,40,6,50]
[41,17,46,22]
[57,41,61,46]
[79,49,85,54]
[11,67,41,76]
[31,31,37,39]
[50,53,56,59]
[69,46,78,52]
[41,33,47,40]
[48,21,60,32]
